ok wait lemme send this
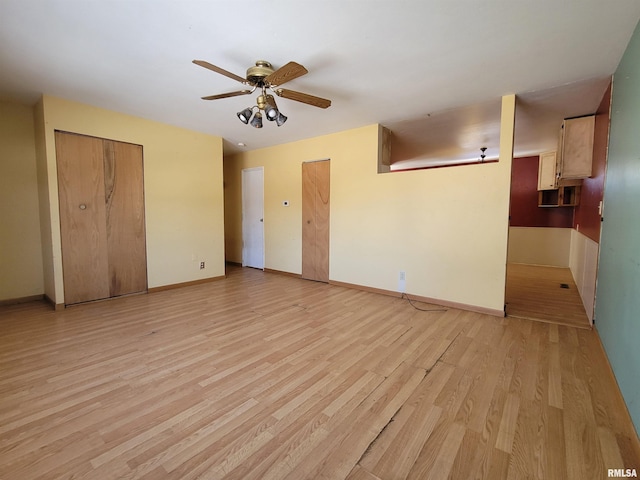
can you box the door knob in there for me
[79,204,87,210]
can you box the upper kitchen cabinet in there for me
[558,115,595,179]
[537,151,558,190]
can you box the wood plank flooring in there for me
[1,265,638,479]
[505,263,591,329]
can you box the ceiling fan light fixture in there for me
[237,107,253,124]
[265,105,279,120]
[480,146,487,162]
[263,94,279,121]
[275,112,287,127]
[250,111,263,128]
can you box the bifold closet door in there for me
[102,140,147,297]
[302,160,330,282]
[56,131,147,305]
[56,132,110,304]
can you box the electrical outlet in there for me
[398,271,406,293]
[200,261,205,269]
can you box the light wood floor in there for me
[505,263,591,329]
[1,266,638,479]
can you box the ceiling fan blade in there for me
[265,61,308,86]
[201,90,252,101]
[193,59,247,84]
[275,88,331,109]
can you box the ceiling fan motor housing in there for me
[247,61,274,85]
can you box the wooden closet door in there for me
[302,160,330,282]
[56,132,147,305]
[56,131,110,304]
[103,140,147,297]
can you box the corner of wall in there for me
[377,124,391,173]
[33,98,58,303]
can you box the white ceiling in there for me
[1,1,638,164]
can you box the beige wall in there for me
[37,95,225,304]
[225,95,515,314]
[0,102,44,301]
[507,227,572,267]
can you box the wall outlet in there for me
[398,271,406,293]
[200,261,205,269]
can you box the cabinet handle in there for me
[79,204,87,210]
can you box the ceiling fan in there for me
[193,59,331,127]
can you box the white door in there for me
[242,167,265,269]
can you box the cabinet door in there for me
[561,116,595,179]
[537,151,557,190]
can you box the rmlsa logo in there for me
[608,469,638,478]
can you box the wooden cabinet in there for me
[538,184,581,207]
[537,116,595,192]
[536,115,594,207]
[56,131,147,305]
[558,115,595,179]
[537,150,582,206]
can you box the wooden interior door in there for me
[56,131,147,305]
[103,140,147,296]
[56,132,111,304]
[302,160,330,282]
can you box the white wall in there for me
[570,229,599,323]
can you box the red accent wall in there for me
[573,80,611,243]
[510,156,574,228]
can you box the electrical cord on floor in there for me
[401,293,448,312]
